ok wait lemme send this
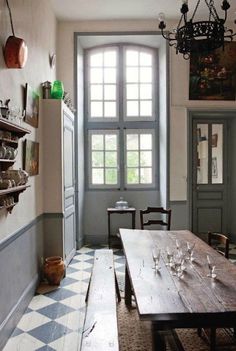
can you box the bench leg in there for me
[210,328,216,351]
[125,266,132,306]
[115,272,121,303]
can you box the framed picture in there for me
[23,140,39,176]
[189,42,236,101]
[24,84,39,128]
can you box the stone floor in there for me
[3,242,236,351]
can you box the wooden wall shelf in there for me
[0,118,30,137]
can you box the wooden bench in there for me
[81,249,119,351]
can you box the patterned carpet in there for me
[3,243,236,351]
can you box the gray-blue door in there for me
[192,119,228,236]
[64,111,76,264]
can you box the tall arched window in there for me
[85,44,158,189]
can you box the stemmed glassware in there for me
[152,247,161,272]
[166,246,173,266]
[207,255,216,278]
[186,242,195,262]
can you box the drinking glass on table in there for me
[152,247,161,272]
[186,242,195,262]
[166,246,173,266]
[207,255,216,278]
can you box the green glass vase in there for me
[51,80,64,99]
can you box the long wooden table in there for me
[119,229,236,351]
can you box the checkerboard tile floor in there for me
[3,246,125,351]
[3,243,236,351]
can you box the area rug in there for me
[117,300,236,351]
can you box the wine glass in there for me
[176,239,180,251]
[166,246,173,266]
[207,255,216,278]
[187,242,195,262]
[152,247,161,271]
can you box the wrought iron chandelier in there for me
[158,0,236,59]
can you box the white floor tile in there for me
[49,331,81,351]
[61,294,86,310]
[3,333,44,351]
[28,295,55,311]
[66,270,91,281]
[17,311,51,332]
[68,261,92,271]
[55,311,85,331]
[63,281,88,294]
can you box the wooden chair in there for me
[207,231,229,259]
[198,232,230,349]
[140,206,171,230]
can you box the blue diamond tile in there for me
[24,307,33,314]
[60,276,78,287]
[29,321,72,344]
[83,258,94,264]
[37,302,75,319]
[45,288,77,301]
[36,346,56,351]
[113,249,124,257]
[11,327,24,337]
[66,266,79,274]
[115,257,125,264]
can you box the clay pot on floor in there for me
[44,256,65,285]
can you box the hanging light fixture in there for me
[158,0,236,59]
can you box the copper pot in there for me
[4,36,28,69]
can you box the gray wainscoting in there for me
[170,201,189,230]
[0,215,44,350]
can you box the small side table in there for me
[107,207,136,248]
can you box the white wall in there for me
[57,19,236,235]
[0,0,56,240]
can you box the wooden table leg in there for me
[210,328,216,351]
[152,323,166,351]
[125,266,132,306]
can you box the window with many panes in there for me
[85,44,157,189]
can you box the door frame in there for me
[187,109,236,232]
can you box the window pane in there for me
[127,168,139,184]
[197,124,208,184]
[104,68,116,83]
[140,52,152,66]
[126,50,139,66]
[90,53,103,67]
[104,101,116,117]
[127,101,139,116]
[105,134,117,150]
[104,85,116,100]
[91,85,103,100]
[105,168,117,184]
[127,84,139,99]
[92,168,104,184]
[140,168,152,183]
[140,67,152,83]
[140,101,152,116]
[92,134,104,150]
[127,151,139,167]
[140,134,152,149]
[212,124,223,184]
[90,68,103,83]
[126,67,139,83]
[140,151,152,166]
[91,101,103,117]
[105,151,117,167]
[104,51,116,67]
[127,134,138,150]
[92,151,104,167]
[140,84,152,99]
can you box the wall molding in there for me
[0,275,38,350]
[0,213,64,252]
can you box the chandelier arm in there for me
[191,0,201,21]
[160,29,177,42]
[177,14,184,30]
[205,0,219,21]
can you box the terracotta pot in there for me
[44,256,65,285]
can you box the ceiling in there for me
[50,0,236,21]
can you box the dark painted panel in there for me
[197,207,222,233]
